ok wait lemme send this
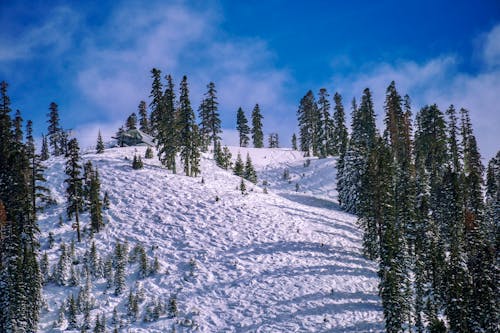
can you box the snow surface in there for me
[37,146,384,332]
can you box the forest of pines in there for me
[0,69,498,332]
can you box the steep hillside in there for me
[37,146,384,332]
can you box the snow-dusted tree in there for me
[236,107,250,147]
[96,130,105,153]
[268,133,279,148]
[331,92,348,156]
[47,102,64,156]
[149,68,164,136]
[65,138,83,242]
[90,168,103,233]
[145,146,154,159]
[40,134,50,160]
[155,74,178,173]
[138,100,150,134]
[132,155,143,169]
[251,104,264,148]
[244,153,258,184]
[114,241,127,295]
[297,90,319,156]
[316,88,332,157]
[233,152,244,177]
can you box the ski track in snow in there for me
[37,146,384,332]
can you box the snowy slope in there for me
[37,146,384,332]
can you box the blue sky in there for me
[1,0,499,160]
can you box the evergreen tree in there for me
[296,91,319,156]
[13,109,23,143]
[239,178,247,195]
[138,100,149,134]
[268,133,279,148]
[145,146,154,159]
[331,92,348,156]
[215,142,232,170]
[103,191,110,210]
[96,130,105,153]
[132,155,144,170]
[67,294,78,330]
[291,133,297,150]
[114,241,126,295]
[251,104,264,148]
[126,112,138,131]
[199,82,221,153]
[115,126,125,147]
[316,88,332,157]
[233,152,244,177]
[65,138,83,242]
[47,102,64,156]
[90,168,103,233]
[156,74,178,173]
[178,76,200,177]
[236,107,250,147]
[40,134,50,161]
[244,153,257,184]
[149,68,163,136]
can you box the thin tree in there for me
[65,138,83,242]
[236,107,250,147]
[251,104,264,148]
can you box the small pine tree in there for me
[103,191,110,210]
[291,133,297,150]
[168,295,178,318]
[67,294,78,330]
[251,104,264,148]
[268,133,279,148]
[96,130,105,153]
[145,146,154,159]
[233,153,244,177]
[244,153,257,184]
[132,155,144,169]
[240,178,247,195]
[138,100,149,134]
[41,134,50,160]
[114,242,126,295]
[126,112,138,130]
[236,107,250,147]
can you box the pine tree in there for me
[103,191,110,210]
[132,155,144,169]
[316,88,332,157]
[96,130,105,153]
[240,178,247,194]
[149,68,163,136]
[126,113,138,130]
[138,100,149,134]
[40,134,50,160]
[115,126,125,147]
[178,76,200,177]
[145,146,154,159]
[331,92,348,156]
[155,74,178,173]
[67,294,78,330]
[65,138,83,242]
[47,102,63,156]
[291,133,297,150]
[244,153,257,184]
[114,241,126,295]
[251,104,264,148]
[13,109,23,142]
[198,82,221,153]
[268,133,279,148]
[90,168,103,233]
[236,107,250,147]
[233,152,244,177]
[297,91,319,156]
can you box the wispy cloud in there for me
[330,24,500,160]
[0,6,79,62]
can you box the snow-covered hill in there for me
[37,146,384,332]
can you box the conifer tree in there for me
[126,113,138,131]
[233,152,244,177]
[244,153,257,184]
[331,92,348,156]
[67,294,78,330]
[132,155,144,169]
[236,107,250,147]
[41,134,50,160]
[291,133,297,150]
[198,82,221,153]
[96,130,105,153]
[156,74,177,173]
[297,91,319,156]
[149,68,163,135]
[178,76,200,177]
[47,102,63,156]
[268,133,279,148]
[316,88,332,157]
[13,109,23,143]
[138,100,149,134]
[251,104,264,148]
[145,146,153,159]
[90,168,103,233]
[114,241,126,295]
[65,138,83,242]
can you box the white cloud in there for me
[0,7,79,61]
[329,26,500,161]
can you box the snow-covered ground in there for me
[37,146,384,332]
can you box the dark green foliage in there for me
[331,92,349,156]
[138,100,150,134]
[40,134,50,160]
[114,241,127,295]
[168,295,178,318]
[316,88,332,157]
[145,146,154,159]
[268,133,279,148]
[236,107,250,147]
[67,294,78,330]
[96,130,105,153]
[13,109,23,142]
[65,138,83,242]
[297,90,319,156]
[149,68,164,136]
[103,191,110,210]
[291,133,297,150]
[215,142,232,169]
[115,126,125,147]
[244,153,257,184]
[127,290,139,322]
[126,113,138,130]
[90,168,103,233]
[198,82,221,153]
[240,178,247,194]
[251,104,264,148]
[155,74,177,173]
[233,153,244,177]
[132,155,144,169]
[178,76,201,177]
[47,102,64,156]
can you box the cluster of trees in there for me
[0,81,44,331]
[296,88,348,158]
[236,105,264,148]
[333,81,498,332]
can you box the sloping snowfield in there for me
[37,146,383,332]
